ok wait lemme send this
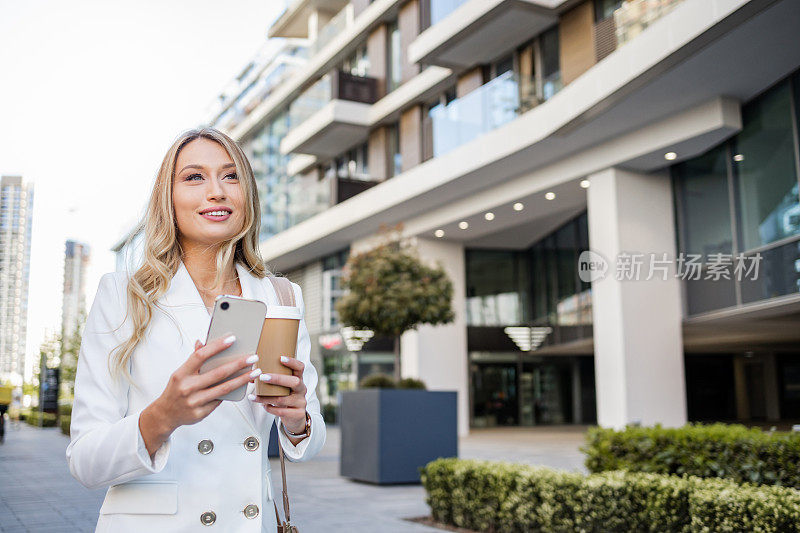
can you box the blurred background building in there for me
[0,175,34,386]
[182,0,800,435]
[61,240,90,340]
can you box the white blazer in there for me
[66,260,326,532]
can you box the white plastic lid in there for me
[265,305,301,320]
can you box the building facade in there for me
[61,240,91,341]
[0,175,34,386]
[213,0,800,435]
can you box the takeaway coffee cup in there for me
[256,305,301,396]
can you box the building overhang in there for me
[280,100,372,158]
[281,66,453,158]
[269,0,349,38]
[408,0,563,70]
[287,154,318,176]
[260,0,800,272]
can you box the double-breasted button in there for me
[200,511,216,525]
[243,504,259,519]
[198,439,214,454]
[243,436,259,451]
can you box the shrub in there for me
[25,410,57,427]
[397,377,426,389]
[583,423,800,488]
[58,403,72,417]
[60,415,71,436]
[421,458,800,533]
[359,374,396,389]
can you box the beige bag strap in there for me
[267,275,298,533]
[268,275,296,307]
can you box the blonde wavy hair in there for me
[110,127,268,384]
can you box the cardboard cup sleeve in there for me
[256,306,301,396]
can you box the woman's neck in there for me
[180,242,239,294]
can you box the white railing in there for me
[614,0,685,47]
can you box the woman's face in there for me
[172,137,246,248]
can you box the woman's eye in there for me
[225,173,238,180]
[186,173,202,181]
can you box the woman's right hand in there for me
[138,334,261,457]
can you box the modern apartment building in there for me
[0,175,34,386]
[213,0,800,436]
[61,240,90,340]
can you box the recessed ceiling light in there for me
[513,202,524,211]
[545,192,555,200]
[484,212,495,221]
[580,180,590,188]
[664,152,677,160]
[434,229,444,238]
[458,221,469,230]
[733,154,744,162]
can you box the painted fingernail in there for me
[250,368,262,378]
[247,393,256,401]
[245,354,258,364]
[280,356,288,363]
[259,374,272,382]
[224,335,236,344]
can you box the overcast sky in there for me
[0,0,285,379]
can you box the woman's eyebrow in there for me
[178,162,234,173]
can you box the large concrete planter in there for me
[340,389,458,484]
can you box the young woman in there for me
[66,128,325,532]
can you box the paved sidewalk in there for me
[0,421,586,532]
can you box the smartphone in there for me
[198,295,267,401]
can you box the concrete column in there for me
[400,237,470,437]
[368,126,389,181]
[398,0,421,83]
[456,67,483,98]
[587,167,687,429]
[367,24,388,96]
[400,105,423,171]
[559,1,597,86]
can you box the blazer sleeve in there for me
[66,273,171,490]
[275,281,326,462]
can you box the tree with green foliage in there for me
[336,227,455,381]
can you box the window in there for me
[540,26,561,101]
[387,122,402,178]
[341,43,369,77]
[594,0,623,21]
[386,19,402,92]
[673,144,733,257]
[323,143,370,181]
[733,80,800,251]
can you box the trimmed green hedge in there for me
[25,410,57,427]
[60,415,71,436]
[421,458,800,532]
[583,423,800,488]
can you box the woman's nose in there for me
[206,178,226,200]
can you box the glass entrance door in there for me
[519,361,573,425]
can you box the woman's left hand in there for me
[247,356,307,435]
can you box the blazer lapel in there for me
[162,260,270,434]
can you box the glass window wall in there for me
[733,81,800,251]
[672,69,800,314]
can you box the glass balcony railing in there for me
[429,0,470,26]
[288,74,332,129]
[614,0,685,48]
[310,5,353,57]
[423,71,548,159]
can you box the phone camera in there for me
[220,302,229,310]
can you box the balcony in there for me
[269,0,349,39]
[409,0,561,69]
[423,71,548,159]
[282,70,378,158]
[594,0,685,62]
